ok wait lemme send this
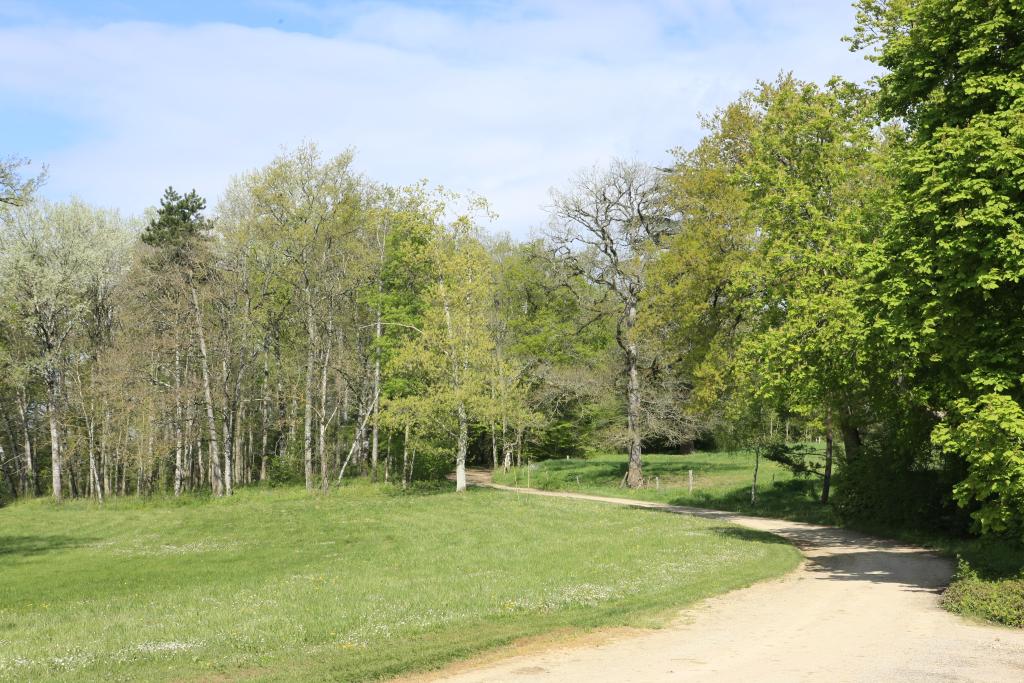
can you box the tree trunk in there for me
[501,418,512,472]
[491,423,498,471]
[840,419,861,462]
[221,359,234,497]
[16,391,36,496]
[190,281,223,496]
[751,448,760,505]
[99,409,110,498]
[45,365,63,503]
[259,355,270,483]
[402,423,411,489]
[303,307,317,493]
[515,427,523,468]
[455,402,468,492]
[822,413,834,504]
[370,307,382,480]
[624,341,643,488]
[87,416,102,503]
[318,338,332,494]
[173,348,184,497]
[620,295,644,489]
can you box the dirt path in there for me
[416,470,1024,682]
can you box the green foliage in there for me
[942,558,1024,628]
[832,444,969,533]
[934,394,1024,537]
[853,0,1024,536]
[141,187,209,253]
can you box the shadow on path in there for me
[469,469,956,596]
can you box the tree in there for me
[141,187,226,495]
[387,203,497,492]
[852,0,1024,535]
[0,200,130,501]
[546,160,674,487]
[736,76,882,502]
[0,156,44,210]
[238,144,363,493]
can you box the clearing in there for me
[0,483,796,682]
[422,474,1024,682]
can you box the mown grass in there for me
[0,482,799,682]
[496,451,836,525]
[497,452,1024,628]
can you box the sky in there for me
[0,1,879,238]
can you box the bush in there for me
[942,558,1024,628]
[832,446,971,535]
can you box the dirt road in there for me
[417,472,1024,682]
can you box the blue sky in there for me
[1,1,878,236]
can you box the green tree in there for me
[853,0,1024,534]
[546,160,675,487]
[141,187,227,495]
[0,156,44,211]
[387,205,497,491]
[0,200,130,501]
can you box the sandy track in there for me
[417,471,1024,682]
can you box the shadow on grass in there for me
[381,481,456,497]
[0,534,92,557]
[667,479,836,526]
[538,459,750,481]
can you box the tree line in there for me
[1,0,1022,540]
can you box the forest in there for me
[1,0,1023,547]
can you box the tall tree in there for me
[545,160,673,487]
[141,187,226,495]
[853,0,1024,534]
[387,203,497,492]
[0,200,130,501]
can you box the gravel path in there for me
[416,471,1024,682]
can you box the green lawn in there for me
[496,450,836,525]
[0,483,799,682]
[498,452,1024,628]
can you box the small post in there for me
[575,475,580,486]
[688,469,693,494]
[655,476,660,491]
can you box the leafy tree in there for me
[852,0,1024,534]
[0,200,130,501]
[545,160,675,487]
[387,206,498,491]
[0,156,44,210]
[141,186,228,495]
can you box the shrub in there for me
[942,558,1024,628]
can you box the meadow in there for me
[0,483,799,682]
[495,450,835,524]
[496,451,1024,628]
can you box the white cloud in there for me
[0,1,878,237]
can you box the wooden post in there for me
[688,469,693,494]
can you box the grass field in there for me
[497,451,1024,628]
[0,483,799,682]
[495,450,836,525]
